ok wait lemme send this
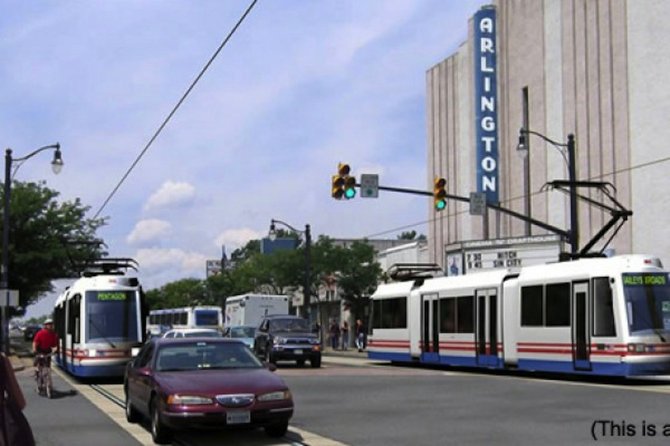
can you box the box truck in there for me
[224,294,290,328]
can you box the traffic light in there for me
[433,177,447,211]
[344,175,356,199]
[331,174,345,199]
[332,163,356,200]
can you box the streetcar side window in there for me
[593,277,616,337]
[439,298,456,333]
[372,297,407,329]
[545,283,570,327]
[521,285,543,326]
[456,296,474,333]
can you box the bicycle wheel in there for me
[46,369,53,399]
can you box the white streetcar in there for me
[53,259,147,378]
[368,255,670,377]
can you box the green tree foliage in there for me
[397,230,426,241]
[330,240,382,318]
[2,181,106,316]
[145,278,209,309]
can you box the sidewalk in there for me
[322,346,368,358]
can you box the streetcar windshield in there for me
[622,273,670,335]
[86,290,140,342]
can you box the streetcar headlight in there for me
[257,390,292,402]
[167,394,213,405]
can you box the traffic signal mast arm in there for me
[359,182,570,241]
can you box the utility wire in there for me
[364,154,670,239]
[93,0,259,219]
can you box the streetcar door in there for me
[476,288,499,367]
[572,281,592,370]
[421,293,440,363]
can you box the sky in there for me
[0,0,489,319]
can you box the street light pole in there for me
[517,129,578,257]
[269,219,311,318]
[1,143,62,353]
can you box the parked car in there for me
[124,337,293,444]
[161,328,221,338]
[222,325,256,349]
[23,325,40,341]
[254,315,321,368]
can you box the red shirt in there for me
[33,328,58,353]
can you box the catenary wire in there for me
[364,155,670,239]
[93,0,259,220]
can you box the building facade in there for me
[428,0,670,269]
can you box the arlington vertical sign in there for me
[474,6,499,204]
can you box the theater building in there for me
[427,0,670,272]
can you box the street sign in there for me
[0,289,18,307]
[360,174,379,198]
[470,192,486,215]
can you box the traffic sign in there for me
[360,174,379,198]
[470,192,486,215]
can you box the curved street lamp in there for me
[268,219,311,318]
[2,143,63,353]
[517,129,578,256]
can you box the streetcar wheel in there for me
[150,397,171,444]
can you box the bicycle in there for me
[34,351,55,399]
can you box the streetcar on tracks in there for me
[368,254,670,378]
[53,258,148,378]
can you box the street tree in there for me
[145,278,208,309]
[330,240,382,319]
[3,181,106,316]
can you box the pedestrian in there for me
[355,319,366,352]
[340,321,349,350]
[329,320,340,350]
[0,352,36,446]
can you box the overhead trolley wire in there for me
[93,0,259,220]
[364,156,670,239]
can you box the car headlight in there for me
[273,337,287,345]
[309,338,320,345]
[257,390,292,402]
[167,394,213,405]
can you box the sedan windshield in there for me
[623,273,670,335]
[156,342,262,371]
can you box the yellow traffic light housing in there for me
[344,175,356,199]
[332,163,355,200]
[331,175,345,199]
[433,177,447,211]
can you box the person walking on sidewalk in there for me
[355,319,366,352]
[329,320,340,350]
[340,321,349,350]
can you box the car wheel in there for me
[265,420,288,438]
[125,388,140,423]
[310,356,321,368]
[150,397,171,444]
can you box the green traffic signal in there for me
[344,175,356,199]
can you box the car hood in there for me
[156,368,287,395]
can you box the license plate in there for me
[226,411,250,424]
[293,349,303,355]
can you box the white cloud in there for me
[143,181,196,211]
[215,228,263,252]
[126,219,172,245]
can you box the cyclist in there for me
[32,318,58,369]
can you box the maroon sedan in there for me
[124,337,293,444]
